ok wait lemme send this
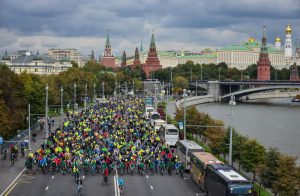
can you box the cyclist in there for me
[117,177,125,194]
[76,177,83,196]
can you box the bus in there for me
[190,152,223,190]
[150,112,161,126]
[190,152,253,196]
[176,139,204,170]
[153,119,166,131]
[159,124,179,146]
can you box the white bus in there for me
[176,139,204,171]
[159,124,179,146]
[150,112,161,126]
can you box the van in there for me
[150,112,161,126]
[153,119,166,131]
[144,106,154,120]
[159,124,179,146]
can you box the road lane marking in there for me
[52,175,54,179]
[1,168,26,196]
[150,185,154,190]
[83,176,85,179]
[45,186,49,191]
[184,177,190,180]
[146,175,149,179]
[4,182,19,196]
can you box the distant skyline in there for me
[0,0,299,57]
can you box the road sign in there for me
[179,122,184,130]
[0,136,3,145]
[145,97,154,106]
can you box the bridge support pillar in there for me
[207,81,221,101]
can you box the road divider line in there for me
[83,176,85,179]
[45,186,49,191]
[1,168,26,196]
[150,185,154,190]
[51,175,54,179]
[146,175,149,179]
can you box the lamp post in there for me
[74,83,77,111]
[60,86,63,127]
[229,95,236,166]
[93,83,96,100]
[45,84,49,138]
[183,89,187,140]
[102,82,105,99]
[196,81,198,96]
[84,83,87,110]
[200,65,203,81]
[28,104,31,151]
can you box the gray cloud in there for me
[0,0,299,56]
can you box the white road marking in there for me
[83,176,85,179]
[146,175,149,179]
[45,186,49,191]
[184,177,190,180]
[51,176,54,179]
[150,185,154,190]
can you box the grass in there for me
[254,183,272,196]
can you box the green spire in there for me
[105,30,111,47]
[260,26,268,53]
[140,40,143,52]
[150,32,156,49]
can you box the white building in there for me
[1,51,72,75]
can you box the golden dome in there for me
[285,24,292,34]
[248,37,256,43]
[275,37,281,42]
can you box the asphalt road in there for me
[6,169,204,196]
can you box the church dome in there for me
[1,51,10,60]
[248,37,256,43]
[275,37,281,42]
[33,51,43,60]
[285,25,292,34]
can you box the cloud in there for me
[0,0,299,56]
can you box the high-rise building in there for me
[100,31,116,68]
[142,32,162,78]
[257,27,271,80]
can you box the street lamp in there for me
[229,95,236,166]
[60,86,63,127]
[93,83,96,100]
[45,84,49,138]
[183,89,187,140]
[74,83,77,111]
[102,82,105,99]
[28,104,31,151]
[84,83,87,110]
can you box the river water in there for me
[167,98,300,164]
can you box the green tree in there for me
[259,148,280,190]
[272,155,300,196]
[71,61,79,68]
[173,76,188,92]
[240,139,266,182]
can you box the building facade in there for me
[1,51,72,75]
[48,48,84,67]
[257,27,271,80]
[100,31,116,68]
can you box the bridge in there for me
[188,80,300,102]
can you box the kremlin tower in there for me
[290,62,299,81]
[133,47,141,67]
[100,30,116,68]
[257,26,271,81]
[121,50,126,67]
[142,32,162,78]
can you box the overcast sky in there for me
[0,0,299,57]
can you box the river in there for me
[167,98,300,164]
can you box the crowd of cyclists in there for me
[22,97,184,193]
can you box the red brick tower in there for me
[133,47,141,67]
[142,32,162,78]
[121,50,126,67]
[290,62,299,81]
[100,30,115,68]
[257,27,271,80]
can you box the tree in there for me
[240,139,266,182]
[259,148,280,189]
[71,61,79,68]
[272,155,300,196]
[173,76,188,92]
